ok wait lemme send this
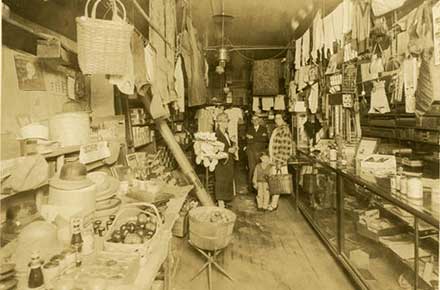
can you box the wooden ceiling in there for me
[190,0,341,48]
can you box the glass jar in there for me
[407,173,423,200]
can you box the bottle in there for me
[70,218,83,252]
[28,251,44,288]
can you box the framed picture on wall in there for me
[14,55,46,91]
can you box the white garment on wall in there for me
[224,107,243,142]
[144,44,156,84]
[174,56,185,112]
[274,95,286,111]
[343,0,353,34]
[261,97,274,111]
[312,10,324,60]
[323,3,344,52]
[295,38,302,69]
[403,57,418,113]
[309,83,319,114]
[252,97,260,111]
[302,29,310,65]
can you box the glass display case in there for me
[291,150,439,290]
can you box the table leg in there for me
[208,253,213,290]
[190,262,209,281]
[212,261,234,281]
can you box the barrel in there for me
[188,206,236,251]
[49,112,90,146]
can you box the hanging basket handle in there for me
[84,0,127,21]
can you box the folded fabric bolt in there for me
[261,97,274,111]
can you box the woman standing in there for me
[268,114,293,211]
[214,113,237,208]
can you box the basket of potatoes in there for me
[103,202,162,253]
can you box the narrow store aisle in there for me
[172,194,355,290]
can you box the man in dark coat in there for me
[246,115,269,188]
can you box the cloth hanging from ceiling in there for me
[403,57,418,113]
[252,59,281,95]
[416,56,440,115]
[302,29,311,65]
[109,43,135,95]
[144,43,156,85]
[253,97,260,111]
[165,0,176,63]
[312,10,324,60]
[352,0,371,53]
[174,55,185,112]
[369,80,390,114]
[295,38,302,69]
[323,3,344,53]
[343,0,353,35]
[131,33,149,96]
[261,97,274,111]
[274,95,286,111]
[308,83,319,114]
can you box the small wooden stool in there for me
[188,240,234,290]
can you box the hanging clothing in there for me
[274,95,286,111]
[195,108,214,132]
[403,57,418,113]
[261,97,274,111]
[131,33,148,96]
[204,57,209,87]
[352,0,371,53]
[302,29,310,65]
[309,83,319,114]
[174,55,185,112]
[343,0,353,34]
[369,81,391,114]
[214,129,234,202]
[295,37,302,69]
[109,38,135,95]
[144,43,156,85]
[252,97,260,111]
[312,10,324,60]
[224,107,243,142]
[269,124,293,167]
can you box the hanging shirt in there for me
[403,57,418,113]
[224,107,243,142]
[312,10,324,60]
[352,0,371,53]
[174,55,185,112]
[252,97,260,112]
[309,83,319,114]
[369,81,391,114]
[261,97,274,111]
[302,29,310,65]
[295,38,302,69]
[144,43,156,84]
[274,95,286,111]
[195,109,214,132]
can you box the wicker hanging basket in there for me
[76,0,133,75]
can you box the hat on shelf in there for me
[87,171,120,202]
[49,162,93,190]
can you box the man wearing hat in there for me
[246,114,268,190]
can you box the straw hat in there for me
[49,162,93,190]
[49,162,94,190]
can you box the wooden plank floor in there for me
[172,194,356,290]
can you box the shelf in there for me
[42,145,80,159]
[134,141,153,149]
[0,182,48,201]
[362,124,440,132]
[362,132,440,146]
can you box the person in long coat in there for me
[214,113,237,208]
[246,115,269,187]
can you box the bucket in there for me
[49,112,90,146]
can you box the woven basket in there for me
[268,173,293,195]
[103,203,162,254]
[76,0,133,75]
[188,206,236,251]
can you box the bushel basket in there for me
[76,0,133,75]
[268,173,293,195]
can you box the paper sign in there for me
[79,141,111,164]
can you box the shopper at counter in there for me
[214,113,237,208]
[268,113,293,211]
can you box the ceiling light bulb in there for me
[298,8,307,19]
[291,18,299,31]
[306,3,314,12]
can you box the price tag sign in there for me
[79,141,111,164]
